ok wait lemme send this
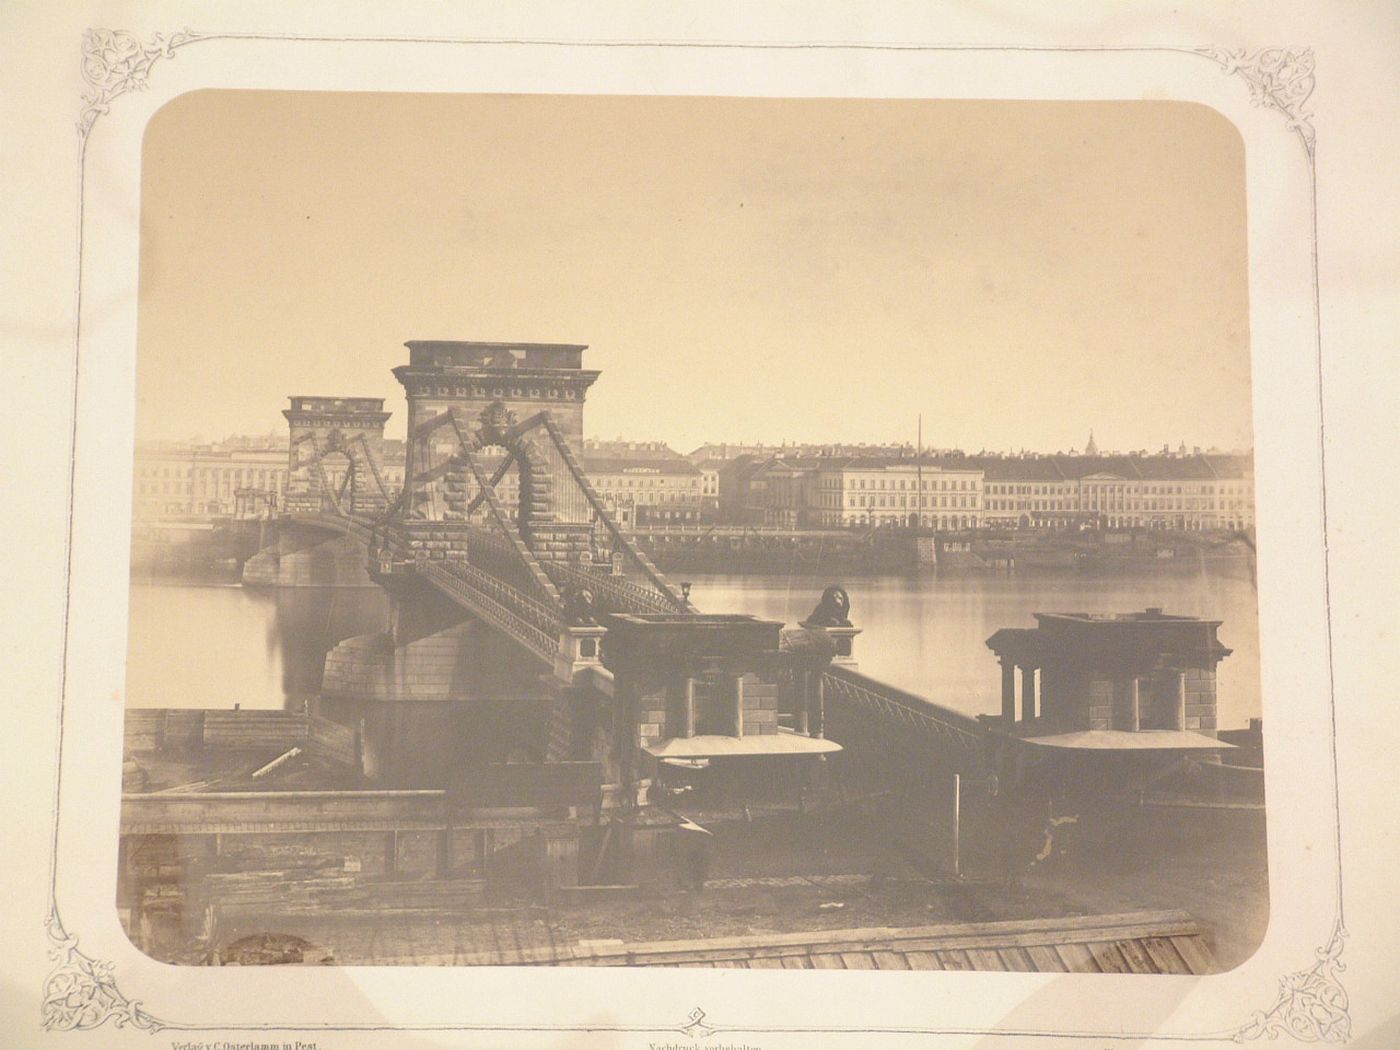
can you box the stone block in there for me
[1185,716,1202,730]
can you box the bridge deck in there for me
[298,509,995,757]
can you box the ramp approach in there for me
[246,340,988,772]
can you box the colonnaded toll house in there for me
[985,609,1236,791]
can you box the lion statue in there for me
[562,585,598,627]
[805,584,852,627]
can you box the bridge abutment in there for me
[320,578,477,702]
[321,624,479,703]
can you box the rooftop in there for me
[403,340,588,371]
[643,732,843,759]
[286,396,387,411]
[1035,609,1222,626]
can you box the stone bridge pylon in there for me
[283,396,394,517]
[319,342,609,704]
[241,396,394,588]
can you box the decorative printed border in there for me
[46,30,1346,1043]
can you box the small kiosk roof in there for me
[1017,729,1234,751]
[643,733,842,759]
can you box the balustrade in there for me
[821,664,987,758]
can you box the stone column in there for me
[733,675,745,738]
[1174,671,1188,731]
[1021,665,1037,723]
[1001,661,1016,724]
[683,677,696,738]
[1127,676,1141,733]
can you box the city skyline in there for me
[137,92,1252,453]
[141,425,1252,459]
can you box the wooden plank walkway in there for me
[428,910,1217,973]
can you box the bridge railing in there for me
[545,560,683,617]
[820,663,989,772]
[418,560,560,661]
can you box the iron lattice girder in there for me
[419,561,557,663]
[822,670,985,754]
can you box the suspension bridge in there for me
[251,342,988,775]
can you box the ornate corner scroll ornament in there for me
[1197,47,1316,155]
[1233,920,1349,1043]
[42,910,164,1032]
[79,27,201,139]
[679,1007,717,1040]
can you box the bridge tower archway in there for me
[395,341,599,553]
[384,338,690,624]
[283,397,393,517]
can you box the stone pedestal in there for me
[799,622,862,669]
[554,625,607,684]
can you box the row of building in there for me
[131,434,414,523]
[716,451,1255,531]
[132,436,1253,533]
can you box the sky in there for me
[136,91,1252,454]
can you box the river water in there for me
[687,570,1261,731]
[125,567,1260,730]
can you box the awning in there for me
[1018,730,1234,751]
[644,732,842,759]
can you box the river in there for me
[125,568,1260,731]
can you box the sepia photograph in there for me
[119,90,1267,976]
[12,4,1400,1046]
